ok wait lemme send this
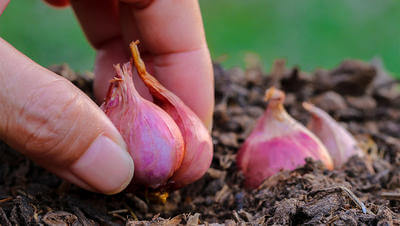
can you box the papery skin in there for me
[101,63,184,189]
[303,102,364,167]
[130,42,213,189]
[237,88,333,189]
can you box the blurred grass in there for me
[0,1,94,71]
[1,0,399,78]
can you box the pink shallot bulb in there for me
[129,41,213,189]
[101,63,184,189]
[303,102,364,167]
[237,87,333,189]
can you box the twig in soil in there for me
[124,203,139,221]
[152,213,161,221]
[310,186,368,214]
[108,209,129,222]
[338,186,367,214]
[215,185,229,203]
[111,213,126,221]
[380,192,400,201]
[15,189,35,200]
[0,197,12,203]
[108,209,128,214]
[326,215,340,224]
[232,210,243,222]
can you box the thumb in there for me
[0,38,134,194]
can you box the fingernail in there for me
[70,135,134,194]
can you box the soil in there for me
[0,59,399,225]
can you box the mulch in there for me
[0,58,399,225]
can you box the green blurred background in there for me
[1,0,399,77]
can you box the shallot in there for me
[129,41,213,189]
[101,63,184,189]
[237,87,333,189]
[303,102,364,167]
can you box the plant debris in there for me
[0,59,399,225]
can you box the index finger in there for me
[122,0,214,129]
[70,0,214,129]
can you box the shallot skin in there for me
[130,42,213,189]
[238,131,327,189]
[237,88,333,189]
[102,63,184,189]
[303,102,364,167]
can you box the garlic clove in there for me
[129,41,213,189]
[237,87,333,189]
[101,63,184,189]
[303,102,364,167]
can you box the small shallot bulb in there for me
[237,87,333,189]
[303,102,364,167]
[101,63,184,189]
[129,41,213,189]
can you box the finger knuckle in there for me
[17,79,85,163]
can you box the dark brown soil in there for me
[0,59,399,225]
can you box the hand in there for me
[0,0,214,194]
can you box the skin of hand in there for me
[0,0,214,194]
